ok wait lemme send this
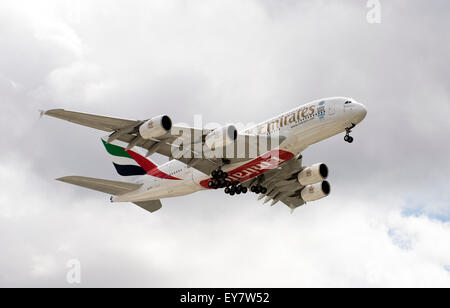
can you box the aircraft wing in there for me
[43,109,142,132]
[43,109,283,176]
[241,154,306,209]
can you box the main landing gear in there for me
[224,182,248,196]
[207,168,268,197]
[207,168,249,196]
[344,125,355,143]
[207,169,230,189]
[250,185,267,194]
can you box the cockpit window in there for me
[344,101,352,104]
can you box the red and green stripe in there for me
[101,138,180,180]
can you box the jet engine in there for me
[300,181,330,202]
[139,115,172,139]
[204,124,238,150]
[297,163,328,186]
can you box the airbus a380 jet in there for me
[43,97,367,213]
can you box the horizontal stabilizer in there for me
[133,200,163,213]
[57,176,142,196]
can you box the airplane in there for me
[42,97,367,213]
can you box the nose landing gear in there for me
[344,125,355,143]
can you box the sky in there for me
[0,0,449,287]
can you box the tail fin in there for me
[101,138,159,177]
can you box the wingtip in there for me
[56,176,75,183]
[40,108,66,118]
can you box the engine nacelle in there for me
[297,163,329,186]
[204,124,238,150]
[139,115,172,139]
[300,181,331,202]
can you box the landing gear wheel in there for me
[344,135,354,143]
[250,185,266,194]
[242,187,248,194]
[209,168,230,189]
[225,187,230,194]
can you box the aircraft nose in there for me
[353,103,367,124]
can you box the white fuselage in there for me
[113,97,367,203]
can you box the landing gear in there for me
[344,125,355,143]
[209,167,250,196]
[208,168,230,189]
[250,184,267,194]
[212,169,226,179]
[223,181,248,196]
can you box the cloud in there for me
[0,0,449,287]
[1,158,450,287]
